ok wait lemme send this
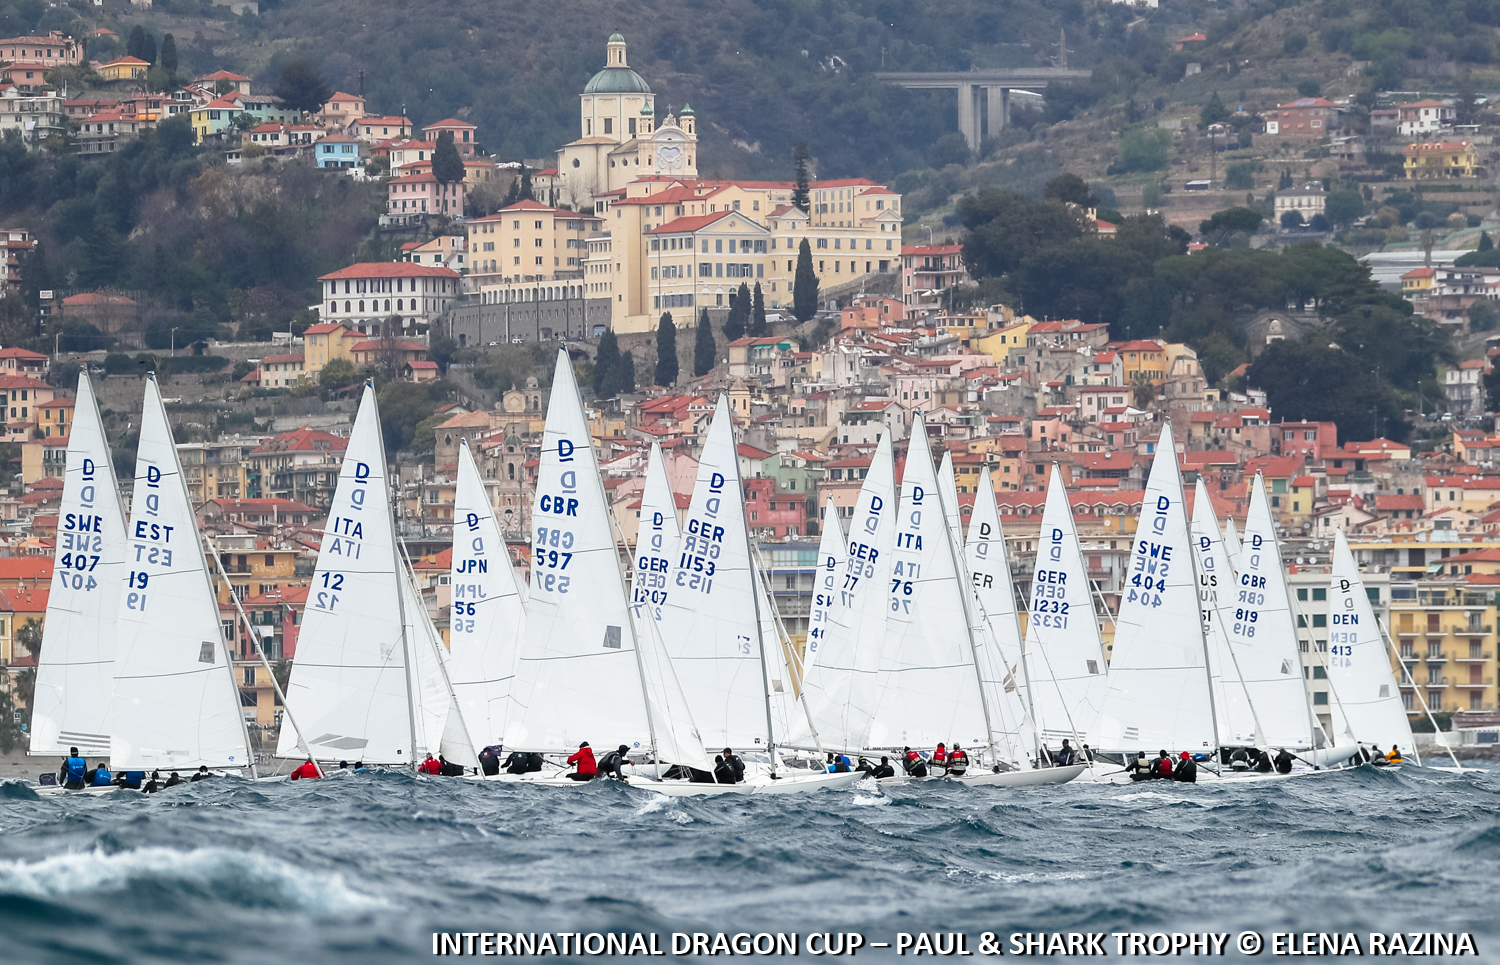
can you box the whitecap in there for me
[1109,791,1178,803]
[0,847,385,913]
[850,795,889,807]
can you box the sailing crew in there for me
[1127,751,1154,781]
[825,752,851,773]
[144,771,163,793]
[87,763,112,788]
[1153,750,1175,778]
[1385,745,1404,765]
[478,746,502,777]
[870,756,896,779]
[1253,749,1273,774]
[715,748,745,784]
[1228,747,1251,772]
[902,747,928,777]
[1052,740,1078,766]
[418,754,443,775]
[290,760,321,781]
[504,751,544,775]
[947,745,969,776]
[1273,749,1295,775]
[164,772,183,788]
[190,766,211,782]
[566,742,597,781]
[932,743,948,770]
[597,745,633,781]
[58,748,87,790]
[114,771,144,791]
[1172,752,1197,783]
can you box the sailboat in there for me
[1022,465,1109,750]
[1221,474,1319,753]
[791,434,896,754]
[30,373,127,771]
[1191,479,1265,751]
[447,438,526,763]
[647,396,855,793]
[1095,426,1220,757]
[1224,517,1243,571]
[107,375,255,774]
[868,416,1081,787]
[1325,529,1417,760]
[964,468,1039,768]
[277,385,470,768]
[502,350,712,782]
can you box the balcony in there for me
[1400,652,1420,664]
[1426,653,1448,664]
[1454,625,1492,637]
[1425,677,1449,688]
[1455,652,1492,663]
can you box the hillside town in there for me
[3,30,1500,759]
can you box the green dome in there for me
[679,103,694,115]
[609,32,625,42]
[583,66,652,94]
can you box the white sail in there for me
[505,350,709,769]
[1023,465,1108,748]
[1095,429,1217,753]
[1190,479,1261,747]
[30,374,127,758]
[964,469,1035,765]
[1224,517,1243,571]
[792,434,895,751]
[108,376,251,771]
[937,449,963,548]
[448,439,526,752]
[629,442,681,627]
[659,396,774,750]
[1223,475,1316,750]
[402,556,469,766]
[802,497,845,682]
[1328,529,1415,756]
[866,415,990,751]
[277,385,418,764]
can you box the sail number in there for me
[1127,541,1170,609]
[1032,570,1069,629]
[533,526,575,594]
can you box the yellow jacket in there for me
[1385,749,1403,763]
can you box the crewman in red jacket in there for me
[290,760,321,781]
[566,742,597,781]
[418,754,443,774]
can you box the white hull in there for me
[488,769,863,795]
[879,764,1085,787]
[33,784,120,796]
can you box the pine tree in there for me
[1482,231,1494,252]
[1198,91,1228,129]
[654,313,678,386]
[594,329,621,396]
[793,238,819,322]
[750,282,767,337]
[792,142,811,213]
[159,34,178,79]
[520,166,534,201]
[618,350,637,394]
[693,307,716,377]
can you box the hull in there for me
[954,763,1087,786]
[637,770,865,796]
[34,784,120,796]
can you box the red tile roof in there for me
[319,263,460,280]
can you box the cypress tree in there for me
[792,142,810,213]
[1482,230,1494,252]
[160,34,178,79]
[793,238,819,322]
[723,291,746,342]
[432,131,465,186]
[654,313,678,386]
[693,307,716,377]
[520,166,534,201]
[127,26,146,61]
[594,329,621,396]
[618,350,637,394]
[140,31,157,67]
[750,282,767,337]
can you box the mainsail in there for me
[30,373,127,758]
[629,441,681,627]
[1023,464,1109,747]
[505,350,709,769]
[802,496,846,683]
[865,415,990,751]
[277,385,444,764]
[937,449,963,548]
[792,434,895,751]
[1190,479,1261,747]
[448,439,526,753]
[1327,529,1416,756]
[108,376,252,771]
[1224,516,1243,571]
[1095,428,1217,753]
[1223,474,1316,750]
[659,396,774,750]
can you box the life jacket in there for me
[932,747,948,764]
[64,757,86,783]
[89,767,112,787]
[290,761,321,780]
[1130,756,1153,774]
[1154,757,1174,777]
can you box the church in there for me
[555,34,700,204]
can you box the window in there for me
[265,555,275,568]
[603,117,612,134]
[1312,588,1326,601]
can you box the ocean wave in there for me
[0,847,385,914]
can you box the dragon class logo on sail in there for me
[678,470,725,595]
[1127,494,1173,610]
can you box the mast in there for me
[743,501,780,777]
[372,380,420,768]
[1176,459,1222,772]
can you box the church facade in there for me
[555,34,700,206]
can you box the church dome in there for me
[584,66,652,94]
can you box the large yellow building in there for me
[464,200,605,292]
[1404,140,1480,179]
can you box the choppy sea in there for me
[0,765,1495,963]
